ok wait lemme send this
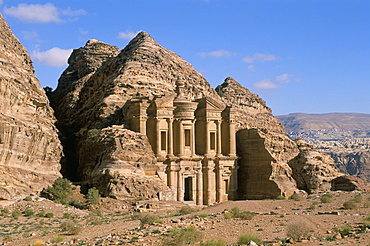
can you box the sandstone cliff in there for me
[0,15,62,200]
[216,78,300,198]
[288,139,343,194]
[52,32,348,200]
[316,139,370,183]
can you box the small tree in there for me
[85,187,100,205]
[44,178,72,204]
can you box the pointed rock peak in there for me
[126,31,159,49]
[217,77,250,93]
[84,38,116,50]
[223,77,241,87]
[85,39,102,46]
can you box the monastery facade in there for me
[126,80,238,205]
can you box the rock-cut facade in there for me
[126,79,238,205]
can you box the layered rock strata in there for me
[0,15,62,200]
[52,32,348,200]
[288,139,343,194]
[216,78,299,198]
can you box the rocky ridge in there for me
[0,14,62,200]
[277,113,370,183]
[51,32,346,200]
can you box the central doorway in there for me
[184,177,193,201]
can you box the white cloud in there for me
[22,30,38,40]
[118,31,139,40]
[247,64,255,72]
[198,50,235,58]
[276,73,293,84]
[3,3,86,23]
[242,53,278,63]
[0,0,4,5]
[253,79,280,89]
[31,47,73,67]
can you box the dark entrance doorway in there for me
[184,177,193,201]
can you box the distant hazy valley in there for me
[277,113,370,182]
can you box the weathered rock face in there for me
[52,32,219,198]
[217,78,299,198]
[77,126,173,200]
[288,139,344,194]
[53,32,350,200]
[315,139,370,183]
[0,15,62,200]
[331,175,370,192]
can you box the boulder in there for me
[288,138,344,193]
[331,175,370,192]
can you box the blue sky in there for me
[1,0,369,115]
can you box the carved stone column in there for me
[167,118,173,157]
[196,167,203,205]
[178,120,184,157]
[216,120,222,156]
[155,118,161,155]
[205,120,210,155]
[191,119,196,156]
[177,169,184,201]
[229,120,236,156]
[216,163,223,202]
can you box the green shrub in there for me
[138,214,160,227]
[223,211,233,219]
[286,221,311,242]
[162,226,203,246]
[60,221,82,235]
[24,196,32,201]
[354,193,362,203]
[364,214,370,224]
[337,225,353,237]
[239,211,255,220]
[45,212,54,218]
[198,213,208,218]
[320,194,332,203]
[12,210,21,219]
[343,200,357,210]
[276,195,286,200]
[85,187,100,205]
[231,206,240,217]
[87,129,101,138]
[200,239,227,246]
[44,178,72,204]
[63,213,71,219]
[1,207,9,215]
[23,208,34,217]
[290,193,304,201]
[238,232,261,245]
[37,211,46,217]
[51,235,65,243]
[179,206,197,215]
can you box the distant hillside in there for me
[277,113,370,182]
[277,113,370,141]
[277,113,370,132]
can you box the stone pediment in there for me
[153,94,176,109]
[197,97,225,111]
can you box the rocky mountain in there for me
[277,113,370,183]
[0,14,62,200]
[277,113,370,141]
[51,32,347,200]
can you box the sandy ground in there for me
[0,191,369,245]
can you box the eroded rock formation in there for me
[216,78,299,199]
[288,139,343,194]
[52,32,351,201]
[0,15,62,200]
